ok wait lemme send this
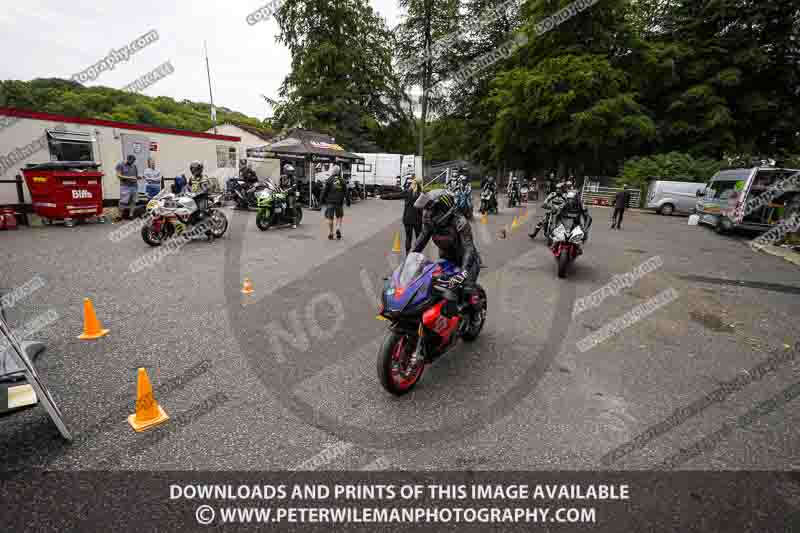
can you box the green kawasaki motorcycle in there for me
[255,180,303,231]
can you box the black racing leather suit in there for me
[412,212,481,306]
[241,166,259,185]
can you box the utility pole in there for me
[204,41,217,134]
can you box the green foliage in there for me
[396,0,800,177]
[618,151,722,190]
[0,78,272,135]
[270,0,406,152]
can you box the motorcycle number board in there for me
[0,314,72,440]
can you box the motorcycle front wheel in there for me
[377,331,423,396]
[141,223,164,247]
[210,211,228,238]
[295,206,303,225]
[256,211,272,231]
[557,249,570,278]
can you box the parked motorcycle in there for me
[479,188,498,214]
[521,185,529,203]
[376,252,487,395]
[507,187,520,208]
[549,210,585,278]
[255,180,303,231]
[141,188,228,246]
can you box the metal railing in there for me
[0,174,30,226]
[581,183,640,208]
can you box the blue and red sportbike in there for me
[376,252,487,395]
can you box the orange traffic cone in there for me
[481,213,488,225]
[392,232,402,254]
[511,216,520,230]
[241,278,254,295]
[78,297,109,340]
[128,368,169,432]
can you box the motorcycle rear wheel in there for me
[461,286,487,342]
[210,211,228,238]
[377,331,423,396]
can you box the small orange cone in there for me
[128,368,169,432]
[481,213,488,225]
[511,216,520,230]
[392,232,402,253]
[241,278,254,295]
[78,297,109,340]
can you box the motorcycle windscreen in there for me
[397,252,427,287]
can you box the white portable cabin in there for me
[0,107,241,207]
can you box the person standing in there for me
[320,164,350,240]
[116,154,139,220]
[403,177,423,253]
[143,157,162,200]
[612,184,631,230]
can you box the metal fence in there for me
[581,183,640,208]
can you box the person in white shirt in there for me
[143,158,162,199]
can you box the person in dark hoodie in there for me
[611,184,631,230]
[320,164,350,240]
[403,175,423,253]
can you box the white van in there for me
[351,153,422,194]
[696,166,800,233]
[646,180,706,215]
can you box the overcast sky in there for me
[0,0,402,121]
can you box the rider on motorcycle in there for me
[560,186,592,242]
[188,161,214,195]
[482,176,497,195]
[239,159,258,185]
[412,189,482,311]
[529,181,567,239]
[482,176,498,211]
[281,163,299,228]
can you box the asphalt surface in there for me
[1,196,799,474]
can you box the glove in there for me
[448,271,467,289]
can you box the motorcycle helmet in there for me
[330,164,341,177]
[283,163,295,176]
[189,161,204,177]
[415,189,457,229]
[563,192,582,214]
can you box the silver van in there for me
[646,180,706,215]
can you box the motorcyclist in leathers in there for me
[412,189,482,310]
[529,181,567,239]
[281,163,299,228]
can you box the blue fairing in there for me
[384,258,459,314]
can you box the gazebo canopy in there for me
[247,129,364,164]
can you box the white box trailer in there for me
[0,108,241,207]
[352,153,422,193]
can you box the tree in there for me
[0,79,268,135]
[271,0,407,151]
[486,0,654,176]
[395,0,461,158]
[649,0,800,158]
[618,151,722,191]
